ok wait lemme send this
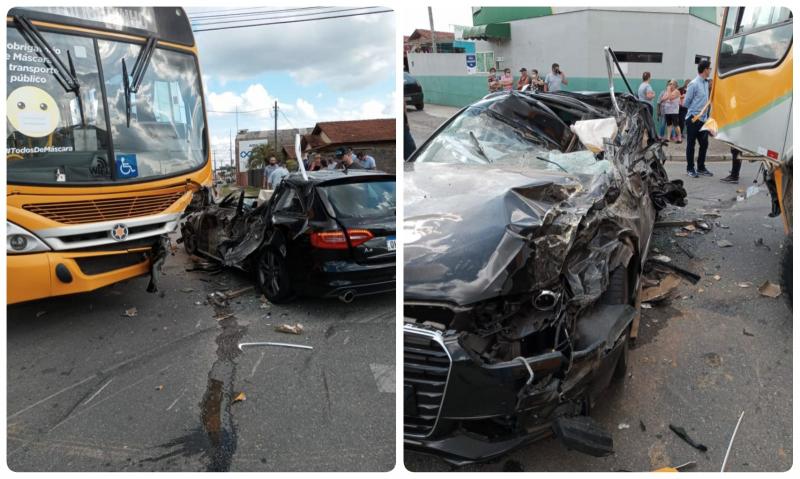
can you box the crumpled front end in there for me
[403,91,687,463]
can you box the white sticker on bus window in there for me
[73,45,87,58]
[7,86,60,137]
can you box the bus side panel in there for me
[712,48,792,160]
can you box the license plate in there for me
[386,236,396,251]
[404,384,417,416]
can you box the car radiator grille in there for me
[23,191,185,225]
[404,328,451,437]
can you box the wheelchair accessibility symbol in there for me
[116,154,139,178]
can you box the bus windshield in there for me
[6,25,206,185]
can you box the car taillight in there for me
[310,229,374,249]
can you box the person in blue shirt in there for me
[268,161,290,189]
[684,60,713,178]
[356,151,377,169]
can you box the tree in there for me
[247,143,284,170]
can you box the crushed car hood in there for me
[404,162,610,305]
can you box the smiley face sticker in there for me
[7,86,61,138]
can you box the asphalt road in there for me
[7,236,395,472]
[405,106,793,472]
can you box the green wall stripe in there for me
[472,7,552,26]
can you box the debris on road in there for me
[639,420,647,432]
[275,323,304,335]
[717,240,734,248]
[155,385,164,391]
[233,391,247,403]
[654,461,697,472]
[669,424,708,452]
[646,259,701,284]
[618,423,630,430]
[180,287,194,293]
[742,329,755,337]
[238,341,313,351]
[225,286,254,300]
[36,311,46,318]
[214,313,235,322]
[757,281,781,298]
[651,254,672,263]
[641,274,682,303]
[754,238,771,251]
[721,411,745,472]
[737,282,753,288]
[122,307,138,318]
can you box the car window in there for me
[321,180,395,220]
[274,186,304,214]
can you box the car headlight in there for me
[7,222,51,254]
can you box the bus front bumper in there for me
[7,249,152,304]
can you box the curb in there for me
[667,156,729,162]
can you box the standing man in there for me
[545,63,567,92]
[262,155,279,188]
[356,151,377,170]
[684,60,713,178]
[335,148,364,171]
[267,160,289,189]
[517,68,531,90]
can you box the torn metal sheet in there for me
[404,89,687,464]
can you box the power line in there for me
[187,6,305,16]
[207,106,272,114]
[189,6,329,21]
[193,8,393,32]
[191,7,383,26]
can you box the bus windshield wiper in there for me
[14,15,85,126]
[122,35,157,127]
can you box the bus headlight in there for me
[7,222,51,254]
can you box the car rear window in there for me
[321,180,395,219]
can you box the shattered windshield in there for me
[414,104,611,176]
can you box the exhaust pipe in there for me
[338,290,356,303]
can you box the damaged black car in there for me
[181,170,396,303]
[403,89,687,464]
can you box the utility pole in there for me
[273,100,278,155]
[428,6,436,53]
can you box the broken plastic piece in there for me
[122,307,138,318]
[717,240,733,248]
[641,275,681,302]
[721,411,745,472]
[233,391,247,403]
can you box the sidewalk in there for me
[421,103,737,162]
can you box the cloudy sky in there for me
[187,7,396,166]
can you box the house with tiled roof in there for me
[301,118,396,173]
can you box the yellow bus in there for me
[7,7,212,304]
[711,6,792,233]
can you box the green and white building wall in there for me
[407,7,722,107]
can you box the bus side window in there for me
[718,7,792,76]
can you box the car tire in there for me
[415,103,424,111]
[182,225,198,256]
[256,243,293,303]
